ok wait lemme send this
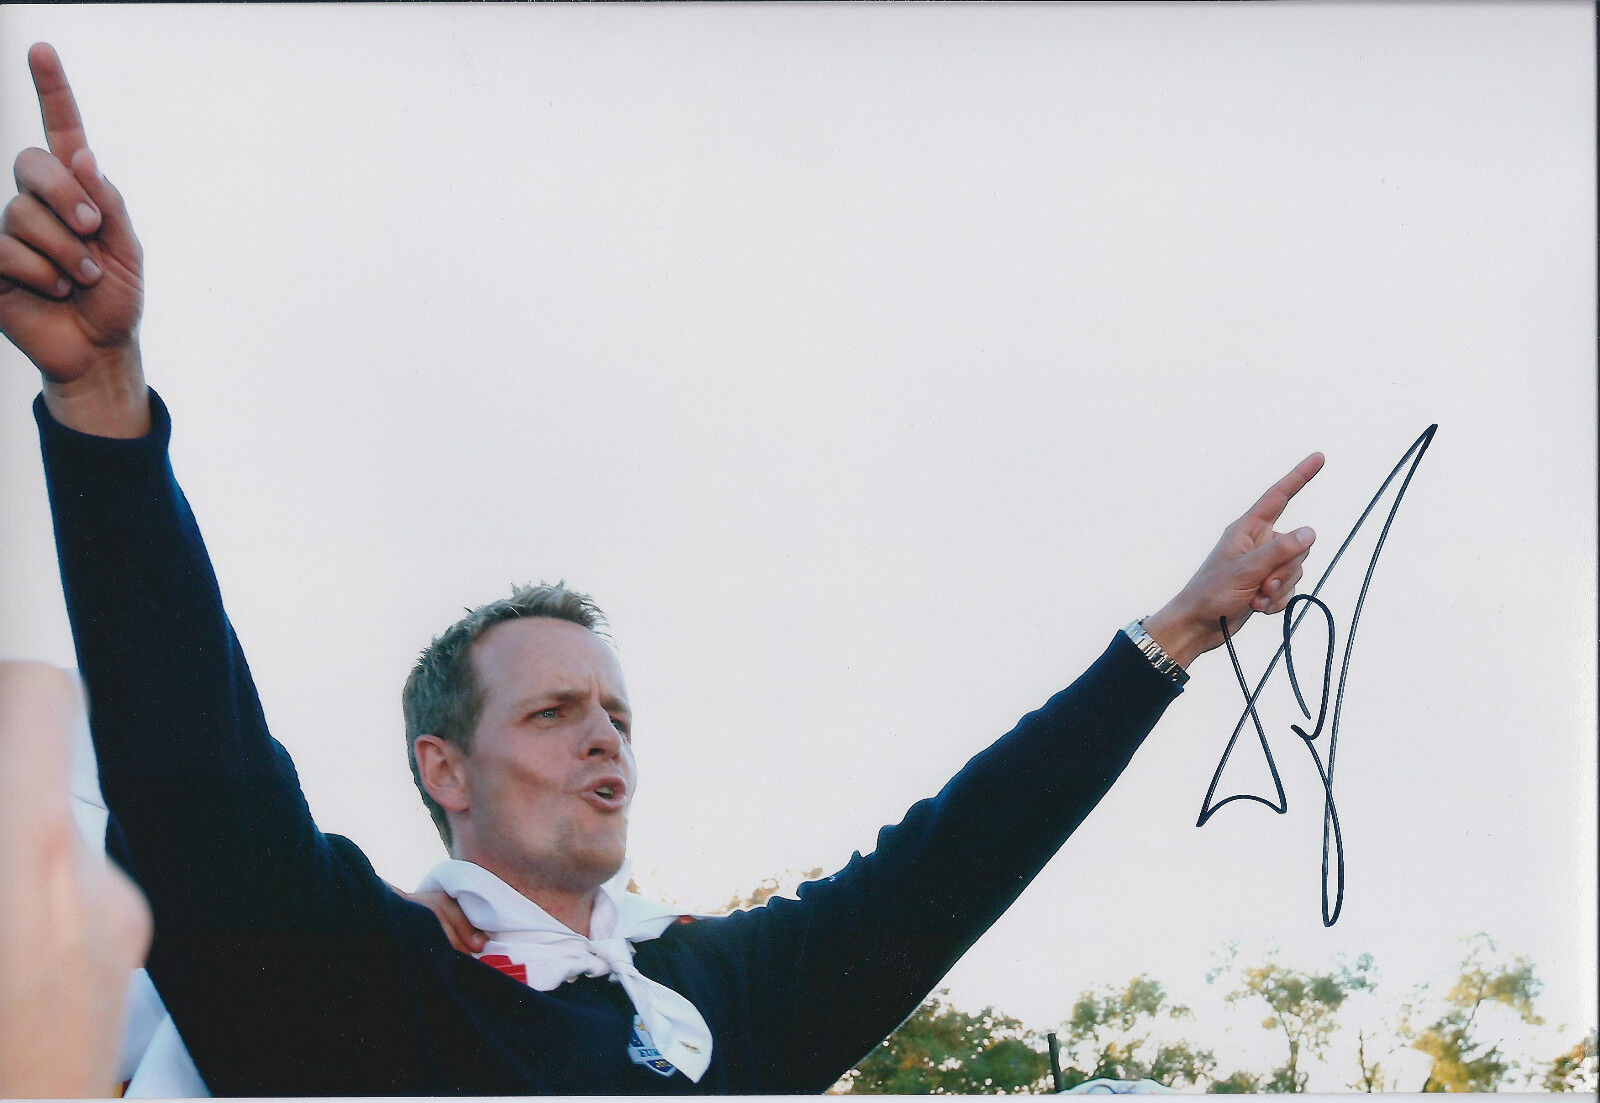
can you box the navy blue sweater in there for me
[37,391,1181,1096]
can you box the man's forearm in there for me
[729,631,1182,1091]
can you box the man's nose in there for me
[580,707,622,758]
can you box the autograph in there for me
[1197,424,1438,927]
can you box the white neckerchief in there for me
[416,860,712,1082]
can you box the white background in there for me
[1,2,1594,1090]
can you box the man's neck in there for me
[455,852,601,938]
[522,883,599,939]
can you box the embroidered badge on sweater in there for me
[627,1015,679,1077]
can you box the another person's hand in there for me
[1,43,147,438]
[393,885,488,955]
[1143,452,1324,669]
[0,662,152,1098]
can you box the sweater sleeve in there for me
[36,390,337,917]
[697,631,1181,1092]
[34,390,433,1093]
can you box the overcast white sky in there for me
[1,2,1594,1091]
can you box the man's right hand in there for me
[1,43,148,437]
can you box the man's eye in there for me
[610,716,631,737]
[530,708,560,722]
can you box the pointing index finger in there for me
[28,42,89,165]
[1245,451,1325,527]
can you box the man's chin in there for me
[574,840,628,890]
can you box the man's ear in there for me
[414,735,470,816]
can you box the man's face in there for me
[453,617,636,898]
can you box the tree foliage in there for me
[1209,945,1373,1092]
[1401,933,1545,1092]
[1348,1024,1406,1093]
[1058,974,1216,1089]
[1207,1068,1264,1093]
[1541,1029,1598,1092]
[840,990,1050,1094]
[716,867,825,914]
[703,869,1593,1095]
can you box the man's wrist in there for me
[1140,603,1208,672]
[1123,618,1189,687]
[40,345,151,438]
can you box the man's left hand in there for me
[1143,452,1325,670]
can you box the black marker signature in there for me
[1197,424,1437,927]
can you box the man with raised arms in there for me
[3,44,1323,1095]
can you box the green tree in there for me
[840,990,1050,1094]
[1209,945,1373,1092]
[1540,1029,1597,1092]
[1402,933,1544,1092]
[1349,1025,1402,1093]
[1058,975,1216,1089]
[715,867,825,913]
[1340,968,1419,1093]
[1207,1069,1264,1094]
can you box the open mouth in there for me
[580,777,628,811]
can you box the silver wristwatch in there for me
[1122,618,1189,687]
